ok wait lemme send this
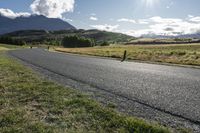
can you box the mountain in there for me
[141,33,200,39]
[176,33,200,39]
[0,15,76,35]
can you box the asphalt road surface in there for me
[9,48,200,126]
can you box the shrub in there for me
[100,41,110,46]
[62,36,94,48]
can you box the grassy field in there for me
[0,43,21,49]
[55,44,200,66]
[0,45,175,132]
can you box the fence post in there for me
[121,50,127,62]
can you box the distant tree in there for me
[174,38,192,42]
[100,41,109,46]
[62,36,94,48]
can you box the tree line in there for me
[0,35,110,47]
[61,36,95,48]
[0,36,26,46]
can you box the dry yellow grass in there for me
[55,44,200,66]
[0,47,9,51]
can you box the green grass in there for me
[0,43,21,49]
[0,43,21,52]
[0,47,173,132]
[55,44,200,66]
[0,47,9,51]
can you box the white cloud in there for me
[188,15,194,18]
[89,16,98,21]
[0,8,31,19]
[30,0,75,18]
[189,16,200,23]
[0,0,75,19]
[150,16,183,24]
[138,19,149,24]
[90,24,119,32]
[122,29,152,37]
[149,16,200,35]
[117,18,136,24]
[63,18,73,22]
[122,16,200,37]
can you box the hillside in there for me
[2,29,135,45]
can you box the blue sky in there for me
[0,0,200,36]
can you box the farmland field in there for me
[55,43,200,66]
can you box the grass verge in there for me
[55,44,200,66]
[0,43,21,49]
[0,47,172,132]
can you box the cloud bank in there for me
[189,17,200,23]
[30,0,75,18]
[123,16,200,37]
[0,0,75,19]
[117,18,136,24]
[0,8,30,19]
[91,24,119,32]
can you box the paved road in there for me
[9,48,200,125]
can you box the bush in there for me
[100,41,109,46]
[62,36,94,48]
[174,38,192,42]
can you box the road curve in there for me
[9,48,200,125]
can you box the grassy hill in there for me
[2,29,200,47]
[2,29,135,46]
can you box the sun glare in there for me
[142,0,160,7]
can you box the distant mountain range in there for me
[0,15,75,35]
[141,33,200,39]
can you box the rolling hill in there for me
[2,29,135,45]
